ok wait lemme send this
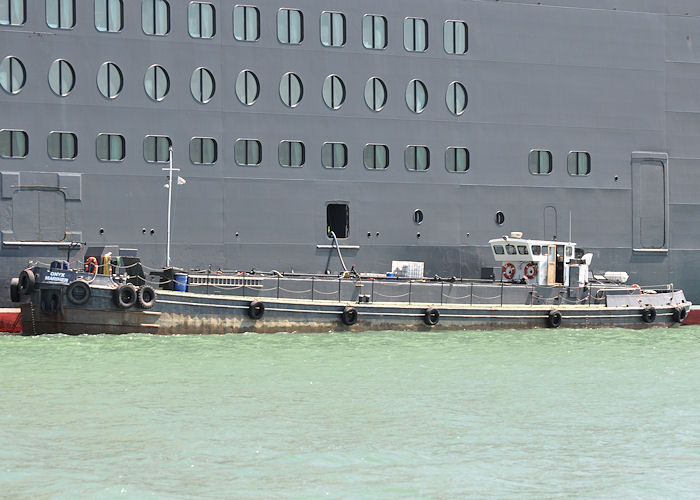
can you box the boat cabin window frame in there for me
[531,245,541,255]
[493,245,505,255]
[505,244,516,255]
[517,245,528,255]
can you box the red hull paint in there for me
[0,308,22,333]
[684,308,700,325]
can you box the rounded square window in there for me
[528,150,552,175]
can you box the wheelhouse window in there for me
[505,244,516,255]
[320,11,345,47]
[0,56,25,94]
[327,203,349,238]
[528,150,552,175]
[363,144,389,170]
[363,14,387,49]
[444,20,467,54]
[46,0,75,29]
[0,129,28,158]
[48,132,77,160]
[233,5,259,41]
[143,135,171,163]
[95,0,123,32]
[493,245,505,255]
[190,137,217,165]
[531,245,541,255]
[97,62,123,99]
[321,142,347,169]
[279,141,304,167]
[277,8,302,44]
[404,17,428,52]
[48,59,75,96]
[188,2,215,38]
[234,139,261,166]
[517,245,529,255]
[405,145,429,171]
[142,0,169,36]
[96,134,125,161]
[445,147,469,172]
[1,0,25,25]
[567,151,591,176]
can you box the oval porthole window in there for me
[97,62,123,99]
[190,67,215,103]
[495,211,505,226]
[322,74,345,110]
[0,56,26,94]
[144,64,170,101]
[405,79,427,113]
[48,59,75,96]
[446,81,467,115]
[279,72,303,107]
[364,77,387,112]
[414,209,424,224]
[235,70,259,106]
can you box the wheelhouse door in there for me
[547,245,557,285]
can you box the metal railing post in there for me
[311,276,314,301]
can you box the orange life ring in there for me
[502,263,516,280]
[524,262,538,279]
[85,256,99,274]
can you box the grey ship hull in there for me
[2,1,700,306]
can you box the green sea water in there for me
[1,327,698,499]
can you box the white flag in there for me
[177,176,187,185]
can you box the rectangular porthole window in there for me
[321,142,347,168]
[143,135,171,163]
[528,150,552,175]
[234,139,261,166]
[320,11,345,47]
[0,129,28,157]
[279,140,304,167]
[327,203,349,238]
[233,5,259,41]
[405,145,430,171]
[404,17,428,52]
[445,147,469,172]
[444,20,467,54]
[363,144,389,170]
[188,2,215,38]
[567,151,591,176]
[363,14,387,49]
[95,0,123,32]
[142,0,170,36]
[48,131,77,159]
[96,133,125,161]
[46,0,75,29]
[278,8,302,44]
[190,137,217,164]
[1,0,26,25]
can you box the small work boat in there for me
[8,233,691,335]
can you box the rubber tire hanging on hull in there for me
[10,278,20,303]
[66,280,91,306]
[248,300,265,320]
[137,285,157,309]
[672,306,687,323]
[642,306,657,323]
[424,308,440,326]
[341,306,358,326]
[547,310,562,328]
[113,284,137,309]
[18,269,35,295]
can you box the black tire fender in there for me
[547,310,562,328]
[10,278,20,303]
[113,283,137,309]
[341,306,358,326]
[673,306,688,323]
[18,269,35,295]
[642,306,657,324]
[137,285,157,309]
[424,307,440,326]
[248,300,265,320]
[66,280,91,306]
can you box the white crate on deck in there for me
[391,261,424,279]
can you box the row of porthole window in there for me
[1,1,468,55]
[529,149,591,176]
[0,56,468,115]
[0,129,470,172]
